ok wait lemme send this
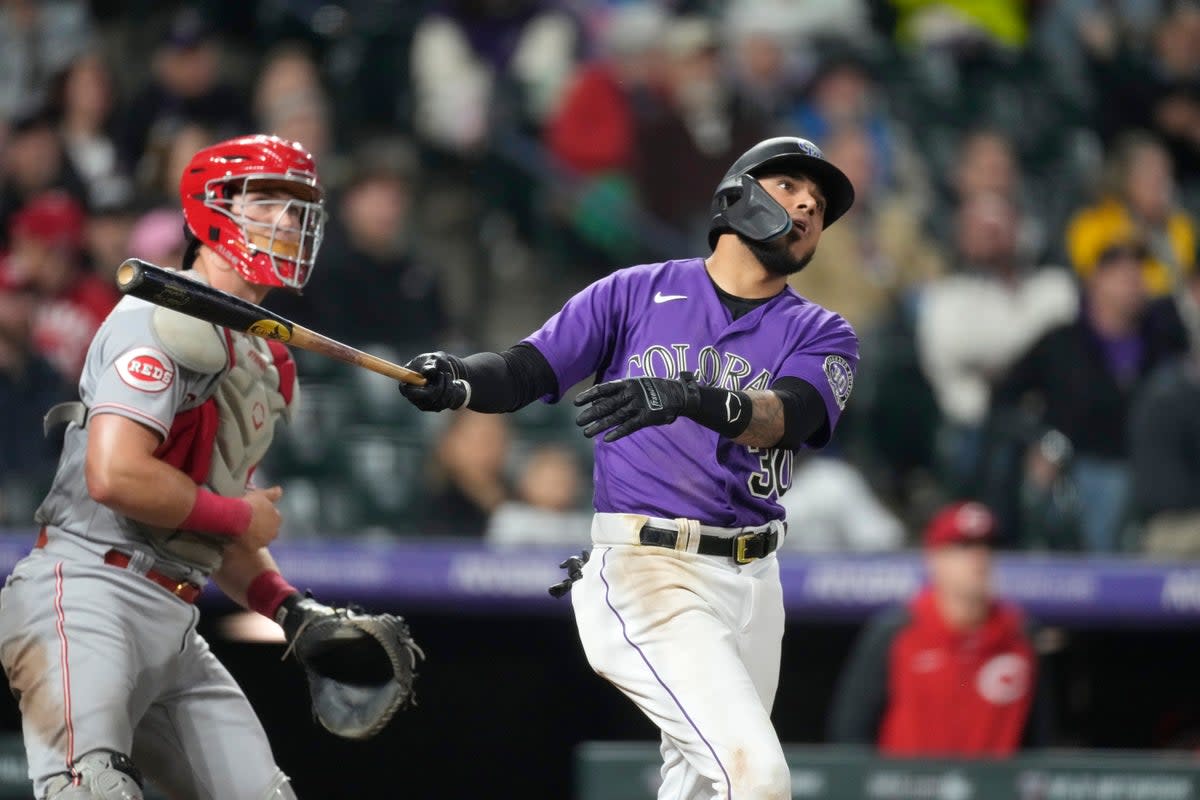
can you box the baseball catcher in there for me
[276,593,424,740]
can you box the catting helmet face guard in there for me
[181,135,327,290]
[708,136,855,251]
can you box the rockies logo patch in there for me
[116,346,175,392]
[823,355,853,410]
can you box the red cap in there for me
[922,501,997,549]
[10,192,85,252]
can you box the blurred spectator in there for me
[48,51,133,212]
[916,192,1077,490]
[0,0,94,119]
[789,124,945,335]
[884,0,1030,52]
[988,231,1164,552]
[486,443,592,545]
[83,196,138,285]
[267,137,447,352]
[422,411,513,537]
[631,15,767,240]
[0,106,87,249]
[117,7,249,178]
[0,191,119,383]
[1129,351,1200,558]
[126,207,186,270]
[410,0,580,156]
[931,128,1042,260]
[722,4,809,129]
[1084,1,1200,191]
[546,3,666,176]
[777,452,906,552]
[1066,131,1196,298]
[828,501,1052,754]
[788,47,927,203]
[135,120,215,207]
[723,0,875,52]
[0,290,72,525]
[543,3,667,263]
[252,42,337,182]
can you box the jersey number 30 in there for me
[746,447,793,499]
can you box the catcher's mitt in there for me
[278,595,423,740]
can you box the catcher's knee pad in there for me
[256,769,297,800]
[43,749,144,799]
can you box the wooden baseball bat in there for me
[115,258,426,385]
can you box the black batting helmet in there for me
[708,136,855,250]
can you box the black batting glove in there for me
[574,372,701,443]
[398,351,471,411]
[548,550,590,598]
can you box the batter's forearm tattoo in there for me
[733,390,785,448]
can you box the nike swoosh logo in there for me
[653,292,688,304]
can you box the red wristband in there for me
[246,570,298,620]
[181,488,252,537]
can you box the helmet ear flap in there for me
[711,174,792,248]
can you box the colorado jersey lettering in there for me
[523,257,858,527]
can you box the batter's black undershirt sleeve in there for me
[827,607,908,746]
[771,377,829,450]
[459,343,559,413]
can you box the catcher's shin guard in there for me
[43,750,143,799]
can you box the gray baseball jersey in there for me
[0,282,296,798]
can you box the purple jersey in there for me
[524,257,858,527]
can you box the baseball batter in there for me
[398,137,859,799]
[0,135,346,799]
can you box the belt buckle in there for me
[173,581,189,597]
[735,532,760,564]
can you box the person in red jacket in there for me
[827,500,1053,755]
[0,191,120,384]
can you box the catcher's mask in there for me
[707,136,855,250]
[180,134,327,290]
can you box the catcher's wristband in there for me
[181,488,252,537]
[247,571,299,620]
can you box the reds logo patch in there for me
[116,347,175,392]
[823,355,854,410]
[976,653,1030,705]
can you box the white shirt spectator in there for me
[917,267,1078,426]
[486,502,593,547]
[778,457,906,552]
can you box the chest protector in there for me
[143,300,297,570]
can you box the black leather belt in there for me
[639,524,781,564]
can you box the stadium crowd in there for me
[1,0,1198,555]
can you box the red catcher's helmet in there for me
[180,134,326,290]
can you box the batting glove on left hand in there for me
[398,351,471,411]
[574,373,701,443]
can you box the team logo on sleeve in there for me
[976,653,1030,705]
[823,355,853,410]
[116,347,175,392]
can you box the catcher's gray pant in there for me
[0,534,288,799]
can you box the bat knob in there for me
[116,259,146,292]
